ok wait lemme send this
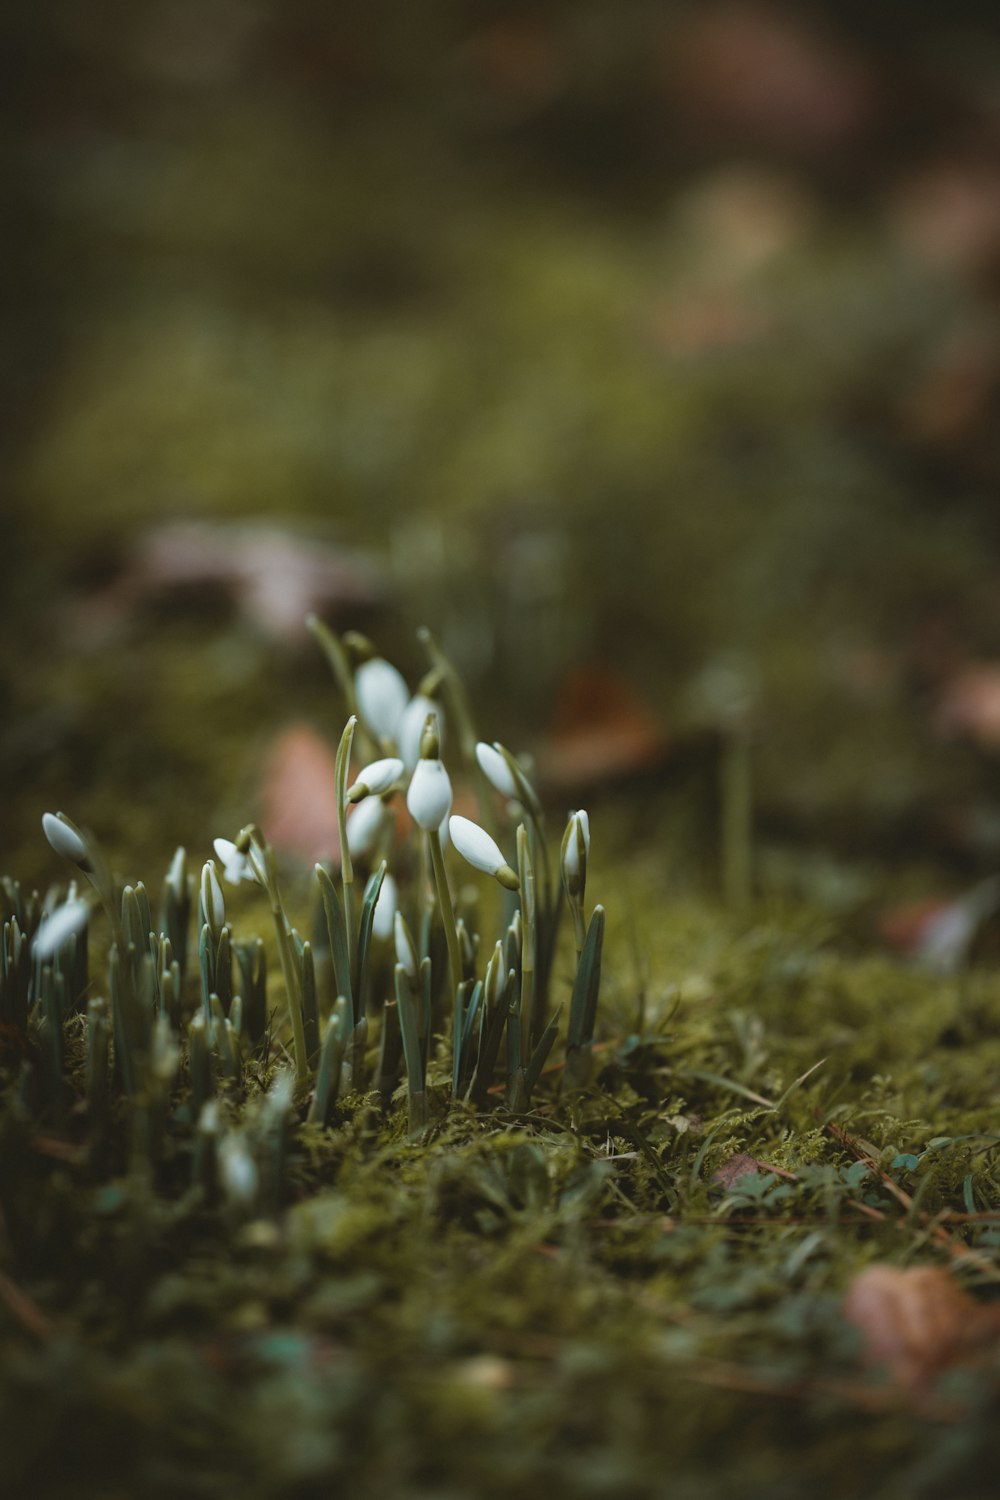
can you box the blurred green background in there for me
[5,0,1000,896]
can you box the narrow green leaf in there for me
[567,905,604,1048]
[316,865,353,1021]
[356,861,387,1022]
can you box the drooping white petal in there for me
[372,873,398,941]
[213,837,258,885]
[449,816,504,875]
[355,657,409,743]
[349,757,404,800]
[449,816,520,890]
[345,796,391,859]
[400,695,444,771]
[42,812,88,866]
[406,759,453,832]
[476,742,518,799]
[32,898,89,961]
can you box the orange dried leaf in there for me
[260,722,340,866]
[537,665,669,792]
[935,664,1000,748]
[843,1265,1000,1392]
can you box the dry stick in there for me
[0,1268,51,1340]
[825,1120,1000,1283]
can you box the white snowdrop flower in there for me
[394,911,419,978]
[372,872,398,941]
[561,809,590,895]
[266,1067,295,1121]
[448,816,519,891]
[347,757,404,803]
[32,897,89,962]
[407,758,453,832]
[213,838,259,886]
[219,1134,259,1209]
[166,846,188,899]
[476,742,518,799]
[200,861,226,931]
[399,695,444,771]
[151,1015,181,1083]
[42,812,89,867]
[345,796,392,860]
[355,657,409,743]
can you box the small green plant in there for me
[3,622,605,1206]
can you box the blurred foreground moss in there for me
[4,837,1000,1495]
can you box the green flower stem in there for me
[271,904,308,1086]
[335,717,357,970]
[255,838,308,1086]
[569,894,586,956]
[418,626,493,829]
[516,825,536,1057]
[428,827,462,1001]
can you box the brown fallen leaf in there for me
[663,2,876,154]
[77,522,387,647]
[936,663,1000,748]
[891,160,1000,277]
[712,1152,768,1189]
[843,1265,1000,1393]
[647,294,771,357]
[260,722,340,866]
[535,665,669,793]
[898,327,1000,448]
[877,879,1000,972]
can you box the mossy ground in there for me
[4,858,1000,1499]
[6,4,1000,1494]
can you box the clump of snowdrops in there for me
[0,622,604,1206]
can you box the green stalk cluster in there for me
[7,618,609,1194]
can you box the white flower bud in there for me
[200,861,226,931]
[265,1067,295,1122]
[407,758,453,832]
[151,1015,181,1083]
[561,809,590,895]
[370,870,395,936]
[372,872,398,941]
[345,796,392,860]
[399,695,444,771]
[476,742,518,799]
[448,815,519,890]
[166,846,188,899]
[394,911,419,977]
[32,897,89,961]
[483,940,505,1009]
[355,657,409,743]
[347,757,404,803]
[42,812,89,866]
[219,1134,259,1209]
